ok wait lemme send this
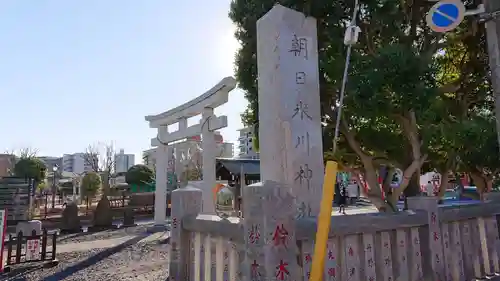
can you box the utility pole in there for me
[484,0,500,151]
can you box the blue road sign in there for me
[426,0,465,33]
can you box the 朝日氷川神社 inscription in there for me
[295,132,310,156]
[289,32,315,216]
[295,164,313,190]
[257,4,324,217]
[292,101,312,121]
[289,35,309,59]
[296,72,306,84]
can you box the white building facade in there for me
[237,127,259,159]
[62,153,95,174]
[142,148,157,171]
[142,136,234,173]
[114,149,135,173]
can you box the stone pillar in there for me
[175,118,188,181]
[154,125,169,227]
[174,144,182,182]
[256,4,324,217]
[407,196,445,280]
[170,186,202,281]
[241,181,300,281]
[201,107,216,214]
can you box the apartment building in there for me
[38,156,62,171]
[237,127,259,159]
[142,134,235,172]
[62,153,95,174]
[0,154,15,177]
[114,149,135,173]
[142,148,157,171]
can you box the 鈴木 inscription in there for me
[272,224,289,247]
[276,260,289,280]
[251,260,261,278]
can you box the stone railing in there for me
[170,182,500,281]
[169,186,242,281]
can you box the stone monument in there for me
[59,202,82,234]
[257,4,324,217]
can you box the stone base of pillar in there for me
[147,224,170,233]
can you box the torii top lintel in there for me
[145,76,237,128]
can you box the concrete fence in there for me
[169,181,500,281]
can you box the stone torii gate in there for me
[145,77,236,227]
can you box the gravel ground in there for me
[56,224,161,245]
[1,235,169,281]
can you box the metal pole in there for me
[44,193,48,219]
[332,0,359,155]
[332,45,353,154]
[51,172,56,209]
[484,0,500,153]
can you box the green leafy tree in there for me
[81,172,102,199]
[456,114,500,197]
[37,181,47,192]
[229,0,489,210]
[125,164,154,185]
[14,158,46,182]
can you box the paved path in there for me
[331,206,378,216]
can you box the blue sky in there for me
[0,0,246,161]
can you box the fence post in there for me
[241,180,300,281]
[407,196,445,280]
[41,228,48,260]
[6,234,12,265]
[51,232,57,260]
[170,186,202,281]
[15,231,22,264]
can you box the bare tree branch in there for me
[83,145,100,173]
[7,147,39,159]
[83,142,116,196]
[4,148,16,155]
[82,142,116,174]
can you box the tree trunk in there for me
[390,157,426,205]
[469,172,491,201]
[339,119,396,212]
[437,170,449,199]
[391,111,426,203]
[381,166,395,196]
[404,173,421,197]
[363,161,396,212]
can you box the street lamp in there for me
[51,165,58,209]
